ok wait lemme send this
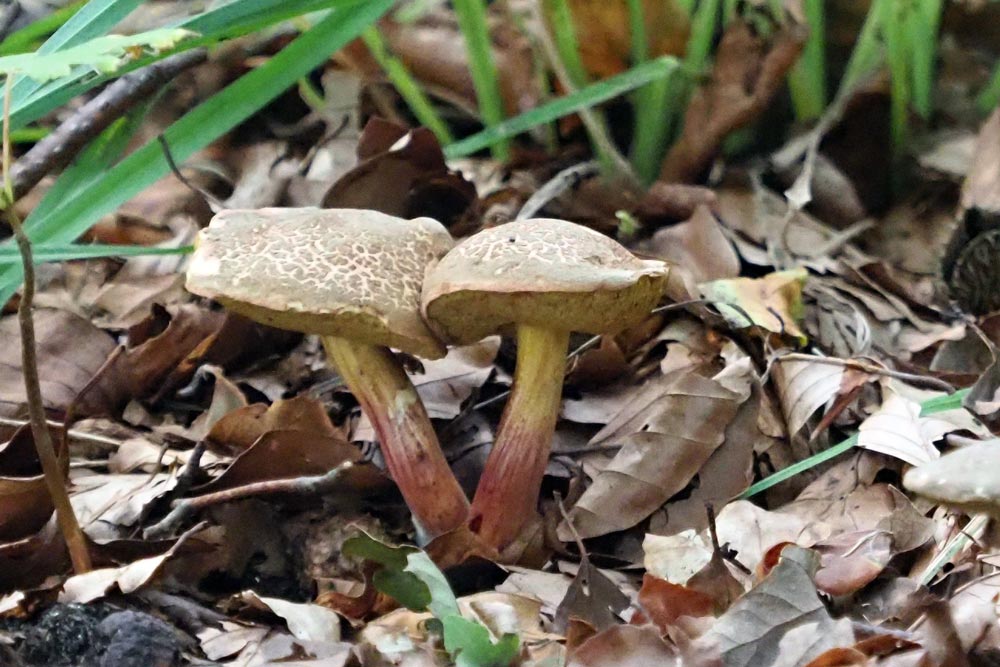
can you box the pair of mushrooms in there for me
[186,208,667,549]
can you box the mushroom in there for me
[903,440,1000,515]
[422,218,669,550]
[186,207,469,539]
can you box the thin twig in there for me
[9,49,207,200]
[516,161,601,220]
[2,77,91,573]
[0,416,123,450]
[555,493,588,559]
[706,503,751,575]
[143,461,354,539]
[157,134,226,211]
[774,352,956,393]
[61,344,124,456]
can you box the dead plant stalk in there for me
[1,76,91,573]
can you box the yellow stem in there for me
[470,324,569,551]
[322,336,469,540]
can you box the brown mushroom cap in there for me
[422,218,669,345]
[186,207,452,359]
[902,440,1000,513]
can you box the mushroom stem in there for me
[322,336,469,540]
[470,324,570,551]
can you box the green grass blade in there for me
[686,0,722,72]
[452,0,509,161]
[8,0,143,108]
[840,0,884,95]
[788,0,826,121]
[360,26,454,144]
[881,0,911,147]
[909,0,942,119]
[626,0,664,184]
[0,0,88,56]
[444,56,680,159]
[0,243,193,265]
[8,0,369,131]
[978,61,1000,114]
[0,1,394,303]
[22,111,146,245]
[543,0,589,87]
[739,389,970,499]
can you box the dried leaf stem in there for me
[2,77,91,573]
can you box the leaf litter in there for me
[0,2,998,666]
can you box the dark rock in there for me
[94,611,182,667]
[20,603,112,666]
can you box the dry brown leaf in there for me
[693,546,856,667]
[772,358,846,436]
[856,392,957,466]
[560,372,748,540]
[555,558,631,632]
[659,21,806,183]
[59,536,188,604]
[568,624,681,667]
[193,429,367,496]
[700,269,809,343]
[548,0,689,79]
[321,118,477,228]
[643,205,740,300]
[812,530,893,596]
[410,338,499,419]
[637,574,715,633]
[0,309,118,415]
[653,383,770,537]
[207,395,340,456]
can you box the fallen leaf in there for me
[239,591,342,643]
[555,558,630,632]
[207,395,341,456]
[700,269,810,343]
[638,574,715,633]
[812,530,894,596]
[568,624,681,667]
[857,392,957,466]
[695,546,856,667]
[561,372,747,539]
[643,205,740,300]
[321,118,477,228]
[659,21,805,183]
[0,309,118,415]
[772,358,846,436]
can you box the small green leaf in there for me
[342,533,431,611]
[442,615,519,667]
[0,28,196,81]
[404,552,460,620]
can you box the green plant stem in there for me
[739,388,970,499]
[977,60,1000,114]
[0,0,88,56]
[360,26,454,144]
[788,0,826,122]
[1,78,90,574]
[452,0,509,160]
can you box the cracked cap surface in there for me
[186,207,452,358]
[902,440,1000,513]
[422,218,669,345]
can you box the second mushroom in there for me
[422,218,669,552]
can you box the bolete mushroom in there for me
[422,218,669,550]
[903,440,1000,515]
[186,207,469,539]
